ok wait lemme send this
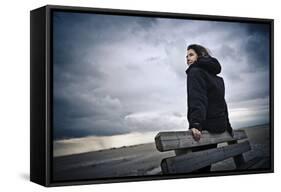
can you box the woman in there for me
[185,44,234,142]
[185,44,234,172]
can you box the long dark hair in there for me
[187,44,211,58]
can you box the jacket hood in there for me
[186,56,221,75]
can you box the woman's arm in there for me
[187,68,208,133]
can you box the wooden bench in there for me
[154,130,260,174]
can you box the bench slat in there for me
[161,140,251,174]
[155,130,247,152]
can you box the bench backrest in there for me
[155,130,247,152]
[154,130,251,174]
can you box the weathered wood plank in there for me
[227,140,245,167]
[155,130,247,152]
[161,141,251,174]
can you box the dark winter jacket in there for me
[186,56,233,135]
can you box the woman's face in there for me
[186,49,198,66]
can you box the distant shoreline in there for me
[53,123,271,181]
[236,123,269,129]
[54,123,269,158]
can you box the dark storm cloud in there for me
[244,24,270,71]
[53,12,270,139]
[198,22,270,105]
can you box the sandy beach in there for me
[53,124,271,181]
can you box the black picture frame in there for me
[30,5,274,187]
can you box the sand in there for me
[53,124,271,181]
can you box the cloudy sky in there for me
[53,11,270,148]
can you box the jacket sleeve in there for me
[187,68,208,132]
[221,78,234,137]
[224,100,234,137]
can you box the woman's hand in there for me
[190,128,202,141]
